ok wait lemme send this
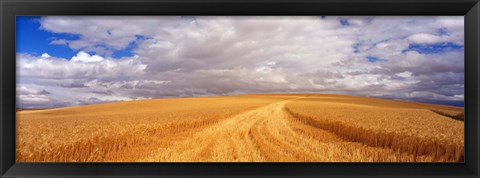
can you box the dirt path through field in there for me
[139,99,356,162]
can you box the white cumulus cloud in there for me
[70,51,104,63]
[16,16,465,108]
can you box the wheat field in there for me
[16,94,464,162]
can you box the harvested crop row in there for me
[285,96,464,162]
[295,94,464,116]
[17,94,464,162]
[17,95,297,162]
[140,99,434,162]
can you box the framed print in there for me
[1,0,479,177]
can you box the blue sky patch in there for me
[112,42,136,58]
[340,19,349,26]
[17,16,139,59]
[366,56,386,63]
[402,42,463,54]
[16,16,80,59]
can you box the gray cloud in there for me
[17,16,464,108]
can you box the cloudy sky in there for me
[16,16,464,108]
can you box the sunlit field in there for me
[16,94,464,162]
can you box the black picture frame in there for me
[1,0,479,177]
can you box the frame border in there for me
[1,0,479,177]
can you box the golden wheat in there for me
[16,94,464,162]
[17,95,295,162]
[284,95,464,162]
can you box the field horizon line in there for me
[16,92,464,111]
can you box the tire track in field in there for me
[139,100,278,162]
[139,99,414,162]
